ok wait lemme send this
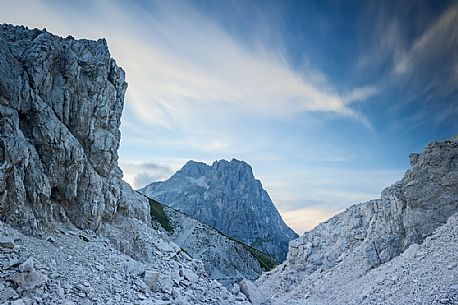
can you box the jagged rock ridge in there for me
[256,136,458,304]
[140,159,298,262]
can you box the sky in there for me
[1,0,457,233]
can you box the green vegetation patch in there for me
[241,243,277,271]
[227,236,277,271]
[145,195,174,233]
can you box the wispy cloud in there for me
[394,5,458,78]
[120,161,174,189]
[115,1,377,130]
[342,87,378,104]
[0,0,374,131]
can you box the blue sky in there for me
[1,0,457,233]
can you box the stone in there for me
[137,293,147,300]
[156,240,176,253]
[125,260,143,275]
[19,257,34,273]
[10,299,25,305]
[182,269,199,284]
[231,283,240,295]
[239,279,266,305]
[154,301,172,305]
[12,269,48,291]
[143,270,159,291]
[0,237,16,249]
[403,243,420,260]
[45,236,56,243]
[159,276,174,294]
[95,264,105,271]
[409,153,420,166]
[0,287,18,302]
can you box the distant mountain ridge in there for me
[139,159,298,262]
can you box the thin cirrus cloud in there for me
[120,161,174,189]
[0,0,376,130]
[4,0,382,132]
[394,4,458,77]
[387,4,458,128]
[119,3,377,130]
[0,0,379,139]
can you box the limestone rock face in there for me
[140,159,298,262]
[0,24,149,233]
[256,137,458,304]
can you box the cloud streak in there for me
[394,5,458,77]
[0,0,375,131]
[120,161,174,189]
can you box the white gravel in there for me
[0,220,251,305]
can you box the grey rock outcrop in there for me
[256,136,458,304]
[140,159,298,262]
[0,24,149,233]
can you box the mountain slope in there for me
[256,136,458,304]
[146,196,276,289]
[139,159,298,262]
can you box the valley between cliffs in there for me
[0,24,457,305]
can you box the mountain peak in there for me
[176,159,256,181]
[211,159,254,179]
[177,160,210,176]
[140,158,297,261]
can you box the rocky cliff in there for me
[256,137,458,304]
[0,24,253,305]
[139,159,298,262]
[0,24,148,233]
